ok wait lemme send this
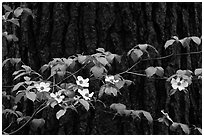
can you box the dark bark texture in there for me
[2,2,202,135]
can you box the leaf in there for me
[106,53,115,64]
[104,86,119,96]
[170,122,180,131]
[23,8,33,17]
[195,68,202,76]
[131,110,140,119]
[56,109,66,119]
[197,128,202,134]
[123,110,132,116]
[14,71,27,80]
[110,103,126,115]
[169,89,177,96]
[22,65,32,72]
[164,39,175,49]
[3,5,12,12]
[98,85,106,98]
[179,123,190,134]
[96,48,105,53]
[90,65,106,79]
[15,92,25,103]
[30,118,45,132]
[130,49,143,63]
[145,67,157,77]
[139,110,153,123]
[11,34,19,42]
[8,18,20,27]
[155,67,164,77]
[12,82,25,92]
[79,99,89,111]
[26,92,36,102]
[138,44,148,51]
[96,56,109,66]
[77,55,87,64]
[40,64,49,73]
[115,80,125,89]
[114,55,122,63]
[10,58,21,65]
[191,36,201,45]
[4,11,11,20]
[14,7,23,17]
[179,37,191,48]
[172,36,179,40]
[2,58,11,67]
[124,79,133,86]
[50,100,58,108]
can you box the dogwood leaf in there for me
[14,7,23,17]
[164,39,175,49]
[56,109,66,119]
[26,91,36,102]
[110,103,126,115]
[8,18,20,27]
[130,49,143,63]
[3,5,12,12]
[138,44,148,51]
[191,36,201,45]
[179,123,190,135]
[15,92,25,103]
[90,65,106,79]
[145,67,157,77]
[12,82,25,92]
[79,99,89,111]
[138,110,153,123]
[30,118,45,132]
[155,67,164,77]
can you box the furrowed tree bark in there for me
[2,2,202,135]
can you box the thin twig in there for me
[2,121,14,132]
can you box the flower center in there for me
[79,80,83,84]
[56,95,61,98]
[40,87,44,90]
[85,93,89,97]
[177,82,181,86]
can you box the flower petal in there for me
[50,93,56,98]
[176,77,181,82]
[171,83,178,90]
[89,92,94,98]
[77,76,83,81]
[45,82,50,87]
[44,87,51,92]
[178,86,184,91]
[171,78,177,84]
[181,80,188,88]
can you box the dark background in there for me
[2,2,202,135]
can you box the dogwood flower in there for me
[34,82,51,92]
[171,77,188,91]
[76,76,89,87]
[105,75,119,84]
[50,91,65,103]
[78,88,94,100]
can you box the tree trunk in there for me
[2,2,202,135]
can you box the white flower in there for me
[76,76,89,87]
[171,77,188,91]
[78,88,94,100]
[105,75,119,84]
[50,91,65,103]
[34,82,51,92]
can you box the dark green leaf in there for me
[10,58,21,65]
[194,68,202,76]
[26,91,36,102]
[104,86,118,96]
[139,110,153,123]
[170,122,179,131]
[14,71,27,80]
[138,44,148,51]
[79,99,89,111]
[90,65,106,79]
[12,82,25,92]
[96,56,109,66]
[8,18,20,27]
[96,48,105,53]
[179,37,191,48]
[130,49,143,63]
[77,55,87,64]
[155,67,164,77]
[2,58,11,67]
[3,5,12,12]
[15,92,25,103]
[56,109,66,119]
[14,7,23,17]
[169,89,177,96]
[179,123,190,134]
[4,11,11,20]
[145,67,157,77]
[191,36,201,45]
[110,103,126,115]
[30,118,45,132]
[164,39,175,49]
